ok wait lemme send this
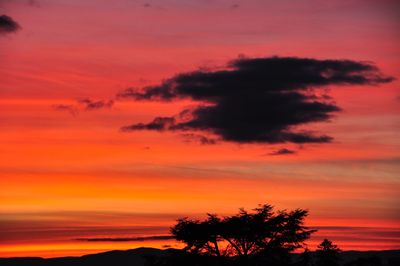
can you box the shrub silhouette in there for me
[171,204,315,263]
[316,239,341,266]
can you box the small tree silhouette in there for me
[316,239,341,266]
[171,204,315,262]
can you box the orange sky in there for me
[0,0,399,258]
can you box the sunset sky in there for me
[1,0,399,258]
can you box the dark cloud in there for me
[269,148,296,156]
[78,98,114,110]
[119,56,393,145]
[0,14,20,34]
[52,104,79,117]
[76,235,173,242]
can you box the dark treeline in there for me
[1,204,399,266]
[145,204,396,266]
[144,248,397,266]
[2,248,398,266]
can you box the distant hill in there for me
[0,248,171,266]
[1,248,399,266]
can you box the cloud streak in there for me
[76,235,173,242]
[52,98,114,116]
[269,148,296,156]
[119,56,393,145]
[78,98,114,110]
[52,104,79,116]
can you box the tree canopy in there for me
[171,204,316,259]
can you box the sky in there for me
[0,0,399,258]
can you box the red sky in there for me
[0,0,399,258]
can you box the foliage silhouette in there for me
[171,204,315,264]
[316,239,341,266]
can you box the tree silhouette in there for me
[316,239,341,266]
[171,204,315,262]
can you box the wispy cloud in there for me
[269,148,296,156]
[52,98,114,116]
[76,235,173,242]
[52,104,79,117]
[77,98,114,111]
[181,133,217,145]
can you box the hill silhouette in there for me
[0,248,171,266]
[1,248,400,266]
